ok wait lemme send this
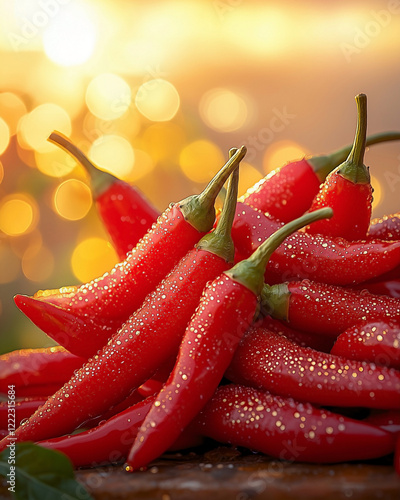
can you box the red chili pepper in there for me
[0,347,85,395]
[126,208,333,471]
[0,398,47,429]
[48,132,160,259]
[226,326,400,409]
[39,396,157,468]
[0,162,245,445]
[261,279,400,337]
[195,384,395,464]
[14,147,246,358]
[241,130,400,222]
[231,201,400,286]
[368,213,400,241]
[306,94,372,240]
[38,394,203,468]
[257,316,335,353]
[330,320,400,370]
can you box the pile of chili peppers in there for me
[1,94,400,475]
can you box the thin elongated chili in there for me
[0,163,242,445]
[126,208,333,471]
[49,132,160,258]
[15,147,246,358]
[226,326,400,408]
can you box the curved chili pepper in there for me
[231,201,400,286]
[0,163,244,446]
[257,316,335,353]
[260,279,400,337]
[195,384,395,464]
[226,326,400,409]
[48,132,160,259]
[14,147,246,358]
[241,130,400,222]
[330,320,400,370]
[306,94,372,240]
[39,396,157,468]
[126,208,333,471]
[368,213,400,241]
[0,347,85,395]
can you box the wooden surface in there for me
[1,447,400,499]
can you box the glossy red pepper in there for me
[368,213,400,241]
[241,130,400,222]
[0,347,85,395]
[226,326,400,409]
[0,397,47,430]
[261,279,400,337]
[195,384,395,463]
[306,94,372,241]
[14,147,246,358]
[48,132,160,259]
[330,320,400,370]
[231,201,400,286]
[126,208,333,471]
[257,316,335,353]
[0,164,244,445]
[39,396,157,468]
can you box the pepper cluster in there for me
[1,94,400,474]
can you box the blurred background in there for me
[1,0,400,354]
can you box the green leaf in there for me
[0,442,93,500]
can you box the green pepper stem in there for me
[225,207,333,296]
[197,149,238,262]
[309,129,400,182]
[345,93,367,169]
[180,146,246,233]
[48,131,115,197]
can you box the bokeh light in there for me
[22,245,54,282]
[71,237,118,283]
[135,79,180,122]
[0,193,38,236]
[263,140,310,174]
[86,73,132,121]
[238,162,263,197]
[142,122,186,162]
[180,140,225,184]
[42,3,97,66]
[0,117,10,155]
[35,147,78,178]
[199,88,249,132]
[0,243,20,284]
[0,92,27,135]
[54,180,93,221]
[89,135,135,179]
[19,103,72,153]
[124,149,155,183]
[0,161,4,184]
[371,174,382,209]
